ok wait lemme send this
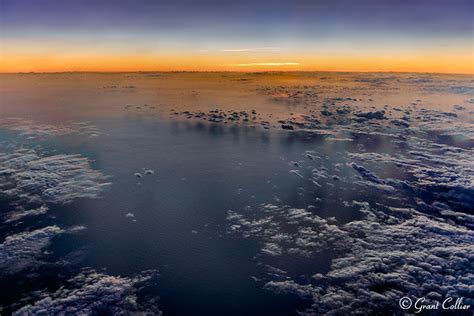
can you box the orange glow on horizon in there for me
[1,52,473,74]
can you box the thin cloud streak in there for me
[227,62,300,67]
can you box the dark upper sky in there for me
[3,0,473,35]
[1,0,473,72]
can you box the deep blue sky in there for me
[3,0,472,35]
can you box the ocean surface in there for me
[0,72,473,315]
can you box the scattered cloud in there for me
[225,96,474,314]
[227,200,474,314]
[0,148,111,206]
[0,225,89,275]
[0,226,65,274]
[14,268,161,315]
[0,118,100,139]
[4,205,49,223]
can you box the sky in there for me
[0,0,473,73]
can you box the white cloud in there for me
[14,269,161,315]
[227,200,474,314]
[0,118,100,139]
[0,226,64,274]
[0,148,111,206]
[4,205,49,223]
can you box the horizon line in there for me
[1,70,473,76]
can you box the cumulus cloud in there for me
[227,204,348,260]
[227,201,474,314]
[0,118,100,139]
[300,205,474,314]
[222,89,474,313]
[14,269,161,315]
[221,91,474,314]
[0,148,111,206]
[0,225,89,276]
[227,108,474,312]
[348,137,474,212]
[0,226,64,274]
[4,205,49,223]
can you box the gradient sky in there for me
[1,0,473,73]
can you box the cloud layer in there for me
[0,148,111,206]
[14,269,161,315]
[225,91,474,313]
[0,118,100,139]
[0,226,65,274]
